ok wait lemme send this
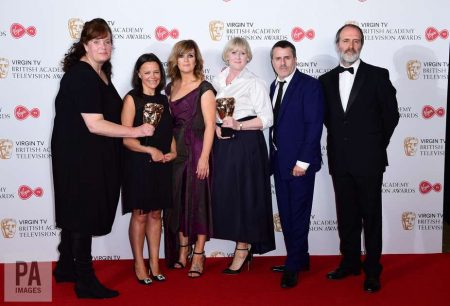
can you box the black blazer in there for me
[319,60,399,176]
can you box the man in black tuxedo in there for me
[319,24,399,293]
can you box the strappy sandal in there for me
[222,247,253,275]
[188,251,205,278]
[173,244,191,269]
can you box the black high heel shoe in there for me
[134,266,152,285]
[173,244,192,269]
[188,251,206,278]
[149,267,166,282]
[222,247,253,275]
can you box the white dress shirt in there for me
[213,67,273,130]
[272,69,309,170]
[339,59,360,111]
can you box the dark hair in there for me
[62,18,113,77]
[167,39,204,81]
[335,24,364,46]
[131,53,166,95]
[270,40,297,59]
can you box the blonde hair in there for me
[222,37,253,63]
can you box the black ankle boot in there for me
[53,263,76,283]
[74,260,119,299]
[54,229,76,283]
[72,232,119,299]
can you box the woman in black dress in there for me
[121,53,176,284]
[51,18,154,299]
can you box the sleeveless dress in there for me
[121,90,173,214]
[51,61,122,236]
[163,81,216,267]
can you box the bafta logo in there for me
[209,251,226,257]
[68,18,84,40]
[1,218,17,238]
[143,103,164,127]
[0,139,13,159]
[209,20,224,41]
[216,97,235,138]
[0,57,9,79]
[273,213,282,232]
[401,212,416,230]
[404,137,418,156]
[406,60,421,80]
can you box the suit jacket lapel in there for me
[346,61,366,114]
[330,67,345,115]
[269,82,275,100]
[277,70,300,122]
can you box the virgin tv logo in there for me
[10,23,36,39]
[155,26,179,41]
[18,185,43,200]
[422,105,445,119]
[291,27,315,42]
[419,181,441,194]
[425,27,448,41]
[14,106,40,120]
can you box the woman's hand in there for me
[215,126,222,138]
[196,155,209,179]
[134,123,155,137]
[221,116,239,130]
[148,147,164,162]
[163,151,177,163]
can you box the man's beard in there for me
[340,49,360,65]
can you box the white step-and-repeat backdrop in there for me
[0,0,448,263]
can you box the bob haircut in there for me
[222,37,253,63]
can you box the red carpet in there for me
[1,254,450,305]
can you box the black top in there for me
[51,61,123,235]
[121,90,173,214]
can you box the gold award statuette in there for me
[216,97,235,138]
[143,103,164,127]
[142,103,164,152]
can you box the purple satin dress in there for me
[163,81,215,267]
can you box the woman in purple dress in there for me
[163,40,216,278]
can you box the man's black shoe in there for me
[364,277,381,293]
[280,271,298,288]
[271,265,309,273]
[326,267,361,280]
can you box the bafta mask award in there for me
[143,103,164,127]
[143,103,164,148]
[216,97,235,138]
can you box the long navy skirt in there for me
[212,126,275,255]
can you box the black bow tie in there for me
[338,66,354,74]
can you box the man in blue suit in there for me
[269,40,324,288]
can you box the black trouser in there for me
[332,173,383,277]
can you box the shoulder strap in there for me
[198,81,216,97]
